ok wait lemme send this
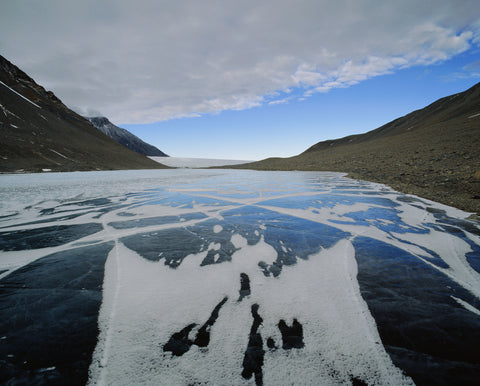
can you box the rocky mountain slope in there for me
[86,116,168,157]
[230,82,480,214]
[0,55,167,173]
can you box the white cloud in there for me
[1,0,479,124]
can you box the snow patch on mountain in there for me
[0,80,41,108]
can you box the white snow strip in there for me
[468,112,480,118]
[0,80,41,108]
[0,103,22,119]
[451,296,480,316]
[49,149,72,160]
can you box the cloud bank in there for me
[1,0,479,123]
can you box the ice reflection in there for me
[0,169,479,385]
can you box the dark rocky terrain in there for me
[86,116,168,157]
[0,55,167,173]
[230,83,480,214]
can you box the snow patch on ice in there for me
[391,228,480,299]
[88,237,411,385]
[451,296,480,316]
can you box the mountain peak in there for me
[86,116,168,157]
[87,116,110,127]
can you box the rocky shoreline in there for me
[228,151,480,217]
[227,121,480,216]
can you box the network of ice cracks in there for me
[0,169,479,385]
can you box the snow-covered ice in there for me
[0,169,479,385]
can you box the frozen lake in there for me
[0,169,479,385]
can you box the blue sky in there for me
[124,51,480,160]
[1,1,480,160]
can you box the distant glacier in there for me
[150,156,254,168]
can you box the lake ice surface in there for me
[0,169,479,385]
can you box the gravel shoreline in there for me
[226,124,480,217]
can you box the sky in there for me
[1,1,480,160]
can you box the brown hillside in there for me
[0,55,166,173]
[229,83,480,214]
